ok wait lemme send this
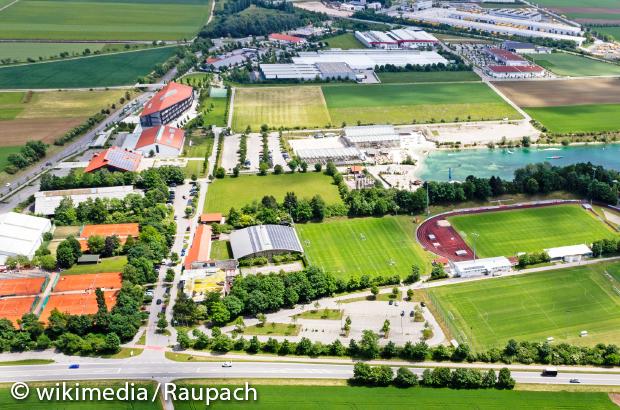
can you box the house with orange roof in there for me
[140,82,194,127]
[199,213,223,225]
[84,146,142,173]
[133,125,185,158]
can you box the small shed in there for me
[77,254,100,265]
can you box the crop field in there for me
[323,32,365,49]
[204,173,342,213]
[0,90,125,144]
[0,47,177,89]
[526,53,620,77]
[321,82,520,125]
[493,78,620,107]
[296,216,431,279]
[525,104,620,134]
[0,0,210,41]
[174,384,617,409]
[0,42,105,62]
[232,86,330,131]
[532,0,620,23]
[377,71,481,83]
[594,25,620,40]
[448,205,617,258]
[427,263,620,350]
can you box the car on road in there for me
[156,299,162,305]
[69,364,80,369]
[569,378,580,384]
[389,300,393,305]
[222,361,232,368]
[409,310,414,317]
[420,302,426,307]
[541,367,558,377]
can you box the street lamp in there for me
[471,232,480,261]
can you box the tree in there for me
[104,333,121,353]
[430,264,448,280]
[256,313,267,327]
[351,362,372,384]
[87,235,105,254]
[358,330,380,359]
[310,195,326,221]
[370,285,379,299]
[102,235,121,257]
[214,167,226,179]
[258,162,269,176]
[157,316,168,333]
[404,265,421,284]
[300,161,308,173]
[273,164,283,175]
[482,369,497,388]
[394,367,418,387]
[496,368,515,390]
[56,244,77,269]
[381,319,390,338]
[39,254,56,271]
[287,159,298,173]
[314,163,322,172]
[406,288,414,301]
[210,301,231,326]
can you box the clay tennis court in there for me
[0,297,36,325]
[493,79,620,107]
[80,223,140,238]
[39,291,118,323]
[0,277,46,297]
[54,272,122,292]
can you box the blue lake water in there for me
[418,144,620,181]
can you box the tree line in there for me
[5,140,47,174]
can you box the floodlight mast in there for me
[471,232,480,262]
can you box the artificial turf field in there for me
[296,216,431,279]
[174,384,617,409]
[0,47,177,89]
[204,173,342,213]
[0,0,210,41]
[525,104,620,134]
[526,53,620,77]
[447,204,617,258]
[427,262,620,351]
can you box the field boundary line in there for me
[0,0,19,12]
[227,87,235,129]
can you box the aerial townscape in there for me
[0,0,620,408]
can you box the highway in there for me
[1,361,619,386]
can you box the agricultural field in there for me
[0,42,104,63]
[525,104,620,133]
[204,173,342,213]
[0,0,211,41]
[174,384,617,409]
[526,53,620,77]
[377,71,481,83]
[0,46,177,89]
[323,32,365,49]
[594,25,620,40]
[533,0,620,23]
[0,89,126,144]
[447,204,618,258]
[296,216,431,279]
[427,262,620,351]
[232,86,330,131]
[321,82,520,125]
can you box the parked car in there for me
[156,299,162,305]
[409,310,414,317]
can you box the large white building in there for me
[355,28,438,49]
[229,225,304,260]
[0,212,52,264]
[260,62,357,81]
[34,186,139,216]
[293,49,448,69]
[451,256,512,278]
[545,244,592,263]
[342,125,401,148]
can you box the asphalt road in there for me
[1,361,619,386]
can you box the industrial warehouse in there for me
[229,225,304,260]
[354,28,439,49]
[34,186,140,216]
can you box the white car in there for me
[222,361,232,368]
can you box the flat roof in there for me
[488,65,544,73]
[296,147,364,160]
[545,244,592,259]
[294,49,448,70]
[34,186,137,216]
[230,225,303,260]
[0,213,51,258]
[453,256,512,270]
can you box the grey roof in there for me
[229,225,303,260]
[316,62,354,75]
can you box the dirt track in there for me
[493,78,620,107]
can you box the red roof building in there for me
[268,33,306,44]
[140,82,194,127]
[84,146,142,173]
[185,224,212,270]
[134,125,185,157]
[200,213,223,224]
[485,47,529,66]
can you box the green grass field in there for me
[183,129,214,157]
[533,0,620,22]
[174,384,617,409]
[377,71,481,83]
[448,204,617,257]
[527,53,620,77]
[321,82,520,125]
[428,262,620,350]
[0,42,106,63]
[62,256,127,275]
[203,96,227,127]
[204,173,342,213]
[525,103,620,134]
[296,216,431,279]
[0,0,210,41]
[323,32,365,49]
[0,47,177,89]
[210,240,232,260]
[594,26,620,40]
[0,146,22,169]
[232,86,330,131]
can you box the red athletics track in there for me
[416,199,582,262]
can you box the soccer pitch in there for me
[447,204,617,258]
[427,262,620,351]
[296,216,431,279]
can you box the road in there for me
[0,360,619,386]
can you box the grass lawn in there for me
[294,309,343,320]
[341,290,402,303]
[448,204,618,257]
[296,216,432,279]
[427,262,620,351]
[183,159,206,178]
[525,103,620,133]
[210,240,232,260]
[62,255,128,275]
[52,225,81,239]
[322,82,520,126]
[243,323,300,336]
[323,32,365,49]
[0,382,160,409]
[0,359,53,366]
[377,71,481,84]
[0,91,26,119]
[0,146,22,169]
[0,47,177,89]
[526,53,620,77]
[232,86,330,131]
[0,0,210,41]
[183,129,214,157]
[203,96,228,127]
[204,173,342,213]
[174,384,617,409]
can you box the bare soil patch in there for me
[493,78,620,107]
[0,117,85,145]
